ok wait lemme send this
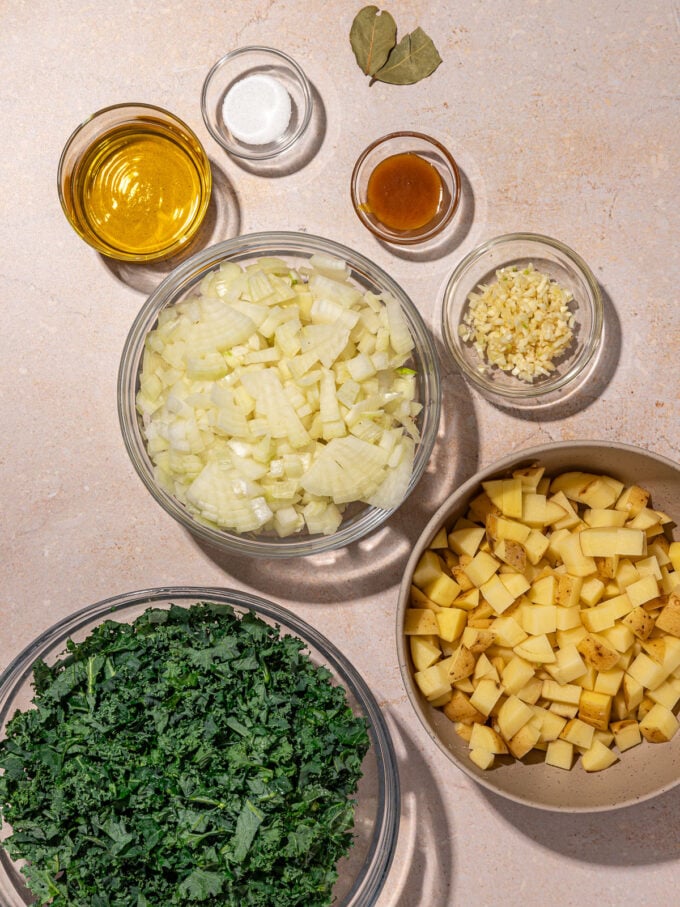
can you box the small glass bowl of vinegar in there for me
[58,103,212,262]
[351,132,461,246]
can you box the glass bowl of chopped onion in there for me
[0,587,401,906]
[441,233,603,406]
[118,232,441,557]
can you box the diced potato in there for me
[443,689,486,725]
[480,574,517,614]
[447,645,476,683]
[494,539,527,571]
[610,719,642,752]
[622,673,644,712]
[429,526,449,549]
[497,695,534,740]
[470,678,504,717]
[584,508,628,528]
[627,652,668,691]
[520,602,557,636]
[513,633,556,664]
[469,722,508,754]
[577,633,621,671]
[579,527,646,558]
[542,679,582,705]
[423,572,462,607]
[580,576,605,607]
[581,739,619,772]
[668,541,680,572]
[502,656,536,695]
[527,575,556,606]
[412,550,446,589]
[409,635,441,671]
[524,529,551,565]
[621,606,656,640]
[461,627,496,655]
[549,491,582,530]
[578,689,612,731]
[545,738,574,770]
[639,703,679,743]
[448,526,485,558]
[453,587,480,611]
[545,643,587,684]
[648,679,680,711]
[469,747,496,769]
[410,585,441,611]
[626,575,660,608]
[560,717,595,749]
[507,722,542,759]
[593,668,624,697]
[580,594,632,633]
[436,608,467,642]
[556,532,597,577]
[655,592,680,638]
[513,464,545,491]
[404,609,440,636]
[555,574,583,608]
[490,614,527,648]
[414,660,452,700]
[463,551,501,587]
[615,484,650,517]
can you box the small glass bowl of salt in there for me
[201,46,313,161]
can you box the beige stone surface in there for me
[1,1,679,904]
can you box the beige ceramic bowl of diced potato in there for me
[397,441,680,811]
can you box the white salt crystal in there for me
[222,73,292,145]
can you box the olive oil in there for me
[366,152,443,231]
[67,119,211,259]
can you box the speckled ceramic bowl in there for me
[397,441,680,812]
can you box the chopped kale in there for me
[0,603,370,906]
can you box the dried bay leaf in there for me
[350,5,398,76]
[374,26,442,85]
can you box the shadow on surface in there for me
[194,372,480,603]
[480,782,680,866]
[100,161,241,294]
[378,165,474,264]
[381,713,455,906]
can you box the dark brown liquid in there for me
[366,152,443,231]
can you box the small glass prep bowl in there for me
[57,103,212,262]
[0,587,400,907]
[118,231,441,558]
[201,46,313,161]
[441,233,603,406]
[397,441,680,812]
[351,132,461,246]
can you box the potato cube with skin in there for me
[560,717,595,749]
[577,633,621,671]
[639,703,679,743]
[545,738,574,770]
[610,719,642,752]
[463,551,501,587]
[453,587,480,611]
[581,739,619,772]
[555,573,583,608]
[507,722,542,759]
[498,695,535,740]
[469,722,508,754]
[656,592,680,638]
[578,690,612,730]
[410,585,441,612]
[443,689,486,725]
[455,721,474,742]
[615,484,650,517]
[423,572,461,607]
[447,645,476,683]
[404,609,440,636]
[469,748,495,770]
[489,515,531,543]
[513,464,545,490]
[409,636,441,671]
[621,606,656,640]
[527,575,557,606]
[461,627,496,655]
[447,526,485,558]
[669,542,680,572]
[494,538,527,571]
[468,491,500,522]
[470,678,504,717]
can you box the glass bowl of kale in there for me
[0,587,399,906]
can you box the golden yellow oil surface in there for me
[71,121,209,257]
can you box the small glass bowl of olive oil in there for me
[58,103,212,262]
[351,132,461,246]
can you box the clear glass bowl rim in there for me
[200,45,313,160]
[117,231,442,558]
[350,131,462,246]
[441,231,603,398]
[0,586,400,907]
[56,102,213,262]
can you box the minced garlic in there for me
[458,264,575,383]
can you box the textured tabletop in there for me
[2,1,679,905]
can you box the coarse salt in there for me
[222,73,292,145]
